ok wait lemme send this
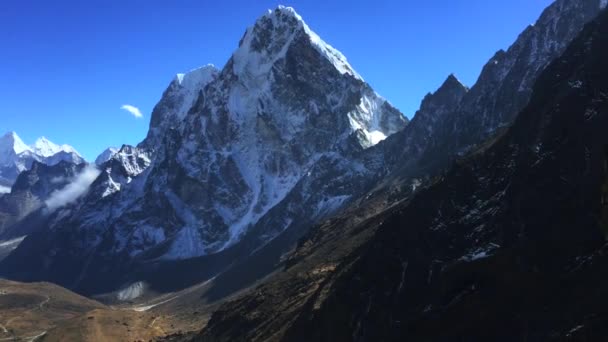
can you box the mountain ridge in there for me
[196,5,608,341]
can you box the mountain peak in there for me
[34,136,53,148]
[435,74,468,98]
[3,131,18,139]
[232,5,362,81]
[268,5,301,19]
[32,136,79,158]
[416,74,468,117]
[0,131,30,154]
[175,64,219,87]
[94,147,119,166]
[444,74,466,88]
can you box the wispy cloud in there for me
[121,104,143,118]
[45,165,101,213]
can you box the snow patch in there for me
[163,226,207,260]
[567,325,585,337]
[411,178,422,192]
[173,65,219,120]
[347,93,396,147]
[0,236,26,248]
[117,281,147,301]
[367,131,387,145]
[0,236,26,257]
[459,243,500,262]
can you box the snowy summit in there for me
[0,131,84,188]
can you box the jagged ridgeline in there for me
[198,2,608,341]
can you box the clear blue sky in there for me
[0,0,553,160]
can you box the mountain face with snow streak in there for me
[0,132,84,188]
[1,6,407,294]
[142,65,219,149]
[199,9,608,339]
[201,2,598,303]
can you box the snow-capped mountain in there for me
[4,0,602,298]
[31,136,80,158]
[196,0,608,306]
[0,132,30,155]
[94,147,119,166]
[0,132,84,188]
[0,6,407,294]
[199,8,608,339]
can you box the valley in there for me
[0,278,217,341]
[1,0,608,341]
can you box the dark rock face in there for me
[0,161,85,239]
[381,0,606,179]
[601,145,608,235]
[402,74,469,165]
[198,8,608,341]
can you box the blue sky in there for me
[0,0,553,160]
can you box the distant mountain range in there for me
[0,131,84,191]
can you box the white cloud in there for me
[0,185,10,194]
[121,104,143,118]
[45,165,101,213]
[50,176,68,184]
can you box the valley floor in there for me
[0,279,220,342]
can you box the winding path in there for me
[0,295,51,341]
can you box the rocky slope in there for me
[0,278,211,342]
[380,0,607,182]
[0,6,407,295]
[0,161,87,240]
[198,6,608,341]
[0,279,105,341]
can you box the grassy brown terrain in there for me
[0,279,104,341]
[0,279,219,341]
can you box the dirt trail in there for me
[0,295,51,341]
